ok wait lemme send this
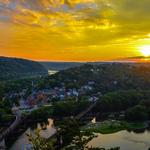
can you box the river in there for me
[88,129,150,150]
[9,119,150,150]
[10,118,56,150]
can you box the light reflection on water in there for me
[10,118,150,150]
[88,130,150,150]
[10,118,56,150]
[38,118,56,139]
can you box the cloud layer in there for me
[0,0,150,61]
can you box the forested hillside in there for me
[39,63,150,93]
[0,57,47,80]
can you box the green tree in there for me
[65,131,96,150]
[27,129,55,150]
[125,105,148,121]
[57,118,80,146]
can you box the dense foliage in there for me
[125,105,148,121]
[0,57,47,80]
[53,100,90,117]
[30,106,53,120]
[93,90,150,113]
[93,90,150,121]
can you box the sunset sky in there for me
[0,0,150,61]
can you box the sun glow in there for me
[139,45,150,57]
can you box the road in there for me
[0,111,22,142]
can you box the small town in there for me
[0,0,150,149]
[9,80,99,113]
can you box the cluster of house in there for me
[4,89,27,100]
[19,91,49,110]
[10,80,98,111]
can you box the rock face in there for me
[0,57,47,80]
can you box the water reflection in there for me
[91,117,96,124]
[38,119,56,139]
[10,118,150,150]
[88,130,150,150]
[10,118,56,150]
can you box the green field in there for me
[82,120,146,134]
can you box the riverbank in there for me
[82,120,147,134]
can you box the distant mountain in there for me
[40,61,150,71]
[40,62,84,70]
[40,61,118,71]
[0,57,47,80]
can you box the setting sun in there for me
[139,45,150,57]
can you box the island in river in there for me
[8,118,150,150]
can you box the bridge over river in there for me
[75,101,97,119]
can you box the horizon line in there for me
[0,55,150,63]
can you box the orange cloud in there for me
[0,0,150,61]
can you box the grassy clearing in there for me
[82,120,145,134]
